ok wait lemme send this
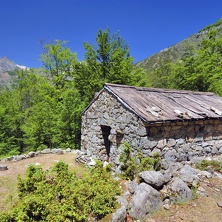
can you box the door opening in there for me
[101,125,111,162]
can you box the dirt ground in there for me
[0,153,222,221]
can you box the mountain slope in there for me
[136,18,222,73]
[0,57,28,85]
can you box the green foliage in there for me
[41,40,78,89]
[0,29,150,156]
[200,18,222,32]
[83,29,149,102]
[147,29,222,96]
[7,70,17,76]
[119,142,161,180]
[119,142,137,180]
[0,161,121,221]
[138,152,161,172]
[195,159,222,172]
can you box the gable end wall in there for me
[81,89,145,162]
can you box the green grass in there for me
[195,160,222,172]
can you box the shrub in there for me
[119,142,161,180]
[0,161,121,222]
[195,159,222,172]
[119,142,137,180]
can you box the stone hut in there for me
[81,83,222,164]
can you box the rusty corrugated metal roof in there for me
[104,83,222,123]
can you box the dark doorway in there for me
[101,125,111,161]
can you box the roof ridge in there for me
[104,83,215,96]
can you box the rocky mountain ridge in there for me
[136,18,222,73]
[0,57,28,73]
[0,57,28,85]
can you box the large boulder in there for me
[179,164,200,186]
[129,183,162,220]
[139,171,169,189]
[167,177,192,202]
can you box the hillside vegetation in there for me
[136,18,222,73]
[144,27,222,95]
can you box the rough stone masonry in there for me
[81,88,222,166]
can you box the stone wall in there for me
[81,89,144,163]
[81,89,222,165]
[144,119,222,162]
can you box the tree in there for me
[149,57,174,88]
[41,40,78,89]
[169,30,222,95]
[82,29,149,102]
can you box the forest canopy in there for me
[0,29,149,156]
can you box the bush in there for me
[0,161,121,221]
[196,159,222,172]
[119,142,161,180]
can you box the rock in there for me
[5,156,13,161]
[35,151,41,156]
[197,187,207,197]
[167,139,176,147]
[40,149,51,154]
[87,157,96,167]
[157,139,166,149]
[203,147,211,153]
[111,206,127,222]
[179,165,200,186]
[129,183,162,220]
[190,156,205,164]
[116,196,128,208]
[164,150,178,162]
[27,151,35,158]
[168,177,192,202]
[139,171,167,189]
[217,201,222,208]
[13,155,25,161]
[124,179,139,194]
[72,149,83,155]
[65,148,71,152]
[197,170,213,179]
[0,165,8,171]
[75,155,90,164]
[214,172,222,180]
[162,161,182,177]
[52,148,64,155]
[163,203,170,210]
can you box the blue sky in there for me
[1,0,222,68]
